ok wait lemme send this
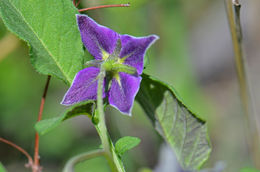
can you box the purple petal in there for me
[119,35,159,75]
[76,14,119,60]
[61,67,104,105]
[108,73,142,115]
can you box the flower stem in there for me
[63,149,105,172]
[78,3,130,13]
[95,68,125,172]
[33,75,51,172]
[225,0,260,167]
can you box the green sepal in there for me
[111,63,138,76]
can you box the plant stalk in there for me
[225,0,260,167]
[33,75,51,172]
[95,68,125,172]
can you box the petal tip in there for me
[147,34,159,46]
[60,93,74,106]
[151,34,160,41]
[76,14,85,20]
[60,99,72,106]
[109,103,133,116]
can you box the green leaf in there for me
[0,0,84,84]
[0,163,7,172]
[136,73,211,170]
[35,101,95,135]
[240,168,260,172]
[115,136,141,157]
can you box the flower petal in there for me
[108,73,142,115]
[77,14,119,60]
[119,35,159,75]
[61,67,104,105]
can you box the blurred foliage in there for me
[0,0,258,171]
[240,168,260,172]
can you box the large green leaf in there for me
[35,101,95,135]
[136,74,211,170]
[0,0,84,83]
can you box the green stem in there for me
[95,67,125,172]
[225,0,260,166]
[63,149,105,172]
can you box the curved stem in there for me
[33,75,51,172]
[63,149,105,172]
[0,137,33,168]
[78,3,130,13]
[95,68,125,172]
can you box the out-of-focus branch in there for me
[0,137,33,169]
[78,3,130,12]
[0,33,20,62]
[225,0,260,167]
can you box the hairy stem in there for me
[0,137,33,168]
[33,75,51,172]
[63,149,105,172]
[78,3,130,12]
[225,0,260,166]
[95,68,125,172]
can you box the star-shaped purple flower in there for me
[61,14,158,115]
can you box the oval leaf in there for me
[115,136,141,157]
[136,74,211,170]
[35,101,95,135]
[0,0,84,84]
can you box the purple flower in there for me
[61,14,158,115]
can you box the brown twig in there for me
[0,137,34,168]
[33,75,51,172]
[78,3,130,12]
[76,0,81,7]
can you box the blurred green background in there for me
[1,0,260,171]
